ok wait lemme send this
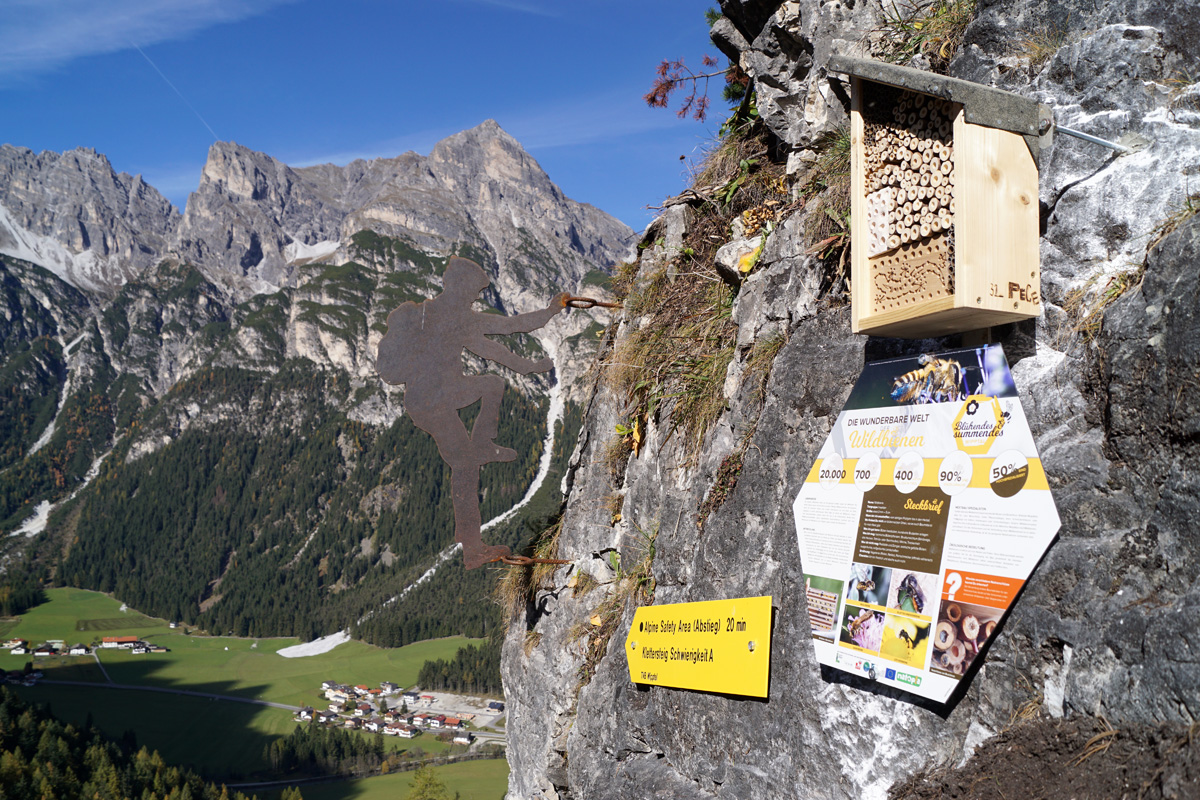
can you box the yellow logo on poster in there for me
[625,595,773,698]
[952,395,1004,454]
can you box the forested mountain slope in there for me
[0,122,632,643]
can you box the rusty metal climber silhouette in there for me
[376,256,568,569]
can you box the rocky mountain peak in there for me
[2,123,633,303]
[196,140,296,205]
[0,142,177,293]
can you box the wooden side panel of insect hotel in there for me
[850,76,1041,338]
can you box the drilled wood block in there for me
[850,76,1041,338]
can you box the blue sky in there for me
[0,0,729,231]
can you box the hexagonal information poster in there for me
[792,345,1059,703]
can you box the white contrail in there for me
[132,42,219,141]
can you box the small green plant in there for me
[721,158,760,206]
[697,451,744,529]
[872,0,979,71]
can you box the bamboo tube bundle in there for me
[862,87,958,259]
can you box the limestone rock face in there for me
[501,1,1200,798]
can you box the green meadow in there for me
[11,589,483,709]
[278,759,509,800]
[9,589,492,780]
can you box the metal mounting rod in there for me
[1054,124,1132,154]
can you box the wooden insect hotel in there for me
[829,57,1051,338]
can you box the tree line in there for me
[0,687,268,800]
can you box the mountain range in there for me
[0,120,633,643]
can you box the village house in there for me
[412,713,431,727]
[343,717,361,730]
[398,724,419,739]
[3,639,26,650]
[321,679,338,691]
[428,714,446,729]
[380,681,399,694]
[354,703,372,717]
[316,710,338,724]
[9,646,25,655]
[363,718,383,732]
[297,707,314,721]
[33,644,57,657]
[101,636,140,649]
[68,644,89,656]
[402,691,420,705]
[453,731,473,745]
[420,694,435,706]
[353,684,370,696]
[443,717,463,731]
[325,687,350,703]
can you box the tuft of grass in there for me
[523,631,543,656]
[610,260,641,301]
[494,519,564,621]
[1063,269,1144,343]
[1017,19,1071,69]
[599,434,633,480]
[802,127,854,299]
[572,570,599,598]
[1147,192,1200,256]
[743,331,787,406]
[1066,191,1200,343]
[600,492,625,525]
[571,523,658,686]
[1072,716,1119,766]
[598,105,802,468]
[872,0,979,71]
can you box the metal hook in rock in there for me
[489,554,574,567]
[563,295,622,310]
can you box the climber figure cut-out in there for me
[376,256,567,569]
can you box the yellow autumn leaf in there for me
[738,242,764,274]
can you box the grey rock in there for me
[503,0,1200,797]
[0,145,177,293]
[710,15,750,63]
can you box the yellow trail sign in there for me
[625,595,773,698]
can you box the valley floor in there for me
[4,588,509,798]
